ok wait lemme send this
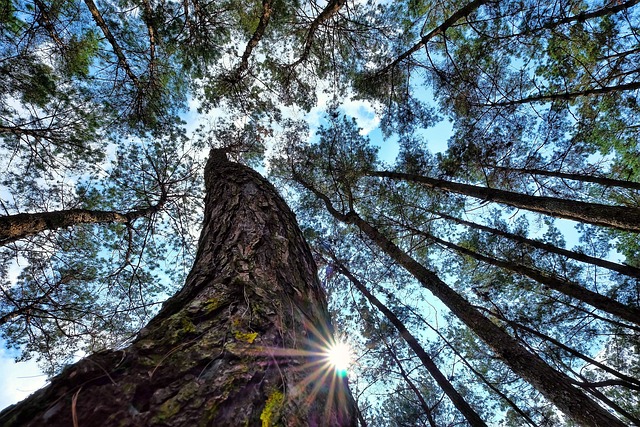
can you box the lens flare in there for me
[324,339,353,377]
[247,323,356,422]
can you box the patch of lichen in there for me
[260,390,284,427]
[203,297,222,314]
[151,381,201,424]
[157,311,198,345]
[234,331,258,343]
[230,317,259,344]
[153,398,181,422]
[181,316,197,333]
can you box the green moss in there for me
[153,398,181,422]
[204,297,222,314]
[181,316,197,333]
[200,400,219,427]
[139,354,164,367]
[160,312,197,344]
[234,331,258,343]
[260,390,284,427]
[151,382,200,423]
[120,382,137,397]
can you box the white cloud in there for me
[341,99,380,135]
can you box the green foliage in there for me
[62,31,100,77]
[0,0,23,34]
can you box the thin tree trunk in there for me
[0,192,166,246]
[382,340,438,427]
[289,0,346,69]
[333,258,487,427]
[484,308,640,390]
[140,0,159,84]
[0,150,355,426]
[295,173,626,426]
[402,304,538,427]
[375,0,489,76]
[486,165,640,192]
[369,170,640,232]
[539,0,640,29]
[483,81,640,107]
[405,224,640,326]
[84,0,140,87]
[429,210,640,278]
[227,0,273,83]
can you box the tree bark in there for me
[0,150,355,426]
[369,170,640,232]
[403,224,640,326]
[0,193,166,246]
[295,173,626,426]
[430,211,640,278]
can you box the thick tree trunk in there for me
[369,170,640,232]
[0,150,355,426]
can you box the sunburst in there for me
[249,320,357,423]
[323,338,353,378]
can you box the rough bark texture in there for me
[0,151,355,426]
[370,170,640,232]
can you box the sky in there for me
[0,344,47,409]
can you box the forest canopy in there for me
[1,0,639,425]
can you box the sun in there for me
[324,339,353,377]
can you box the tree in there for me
[275,113,638,425]
[368,170,640,232]
[3,0,640,424]
[327,253,486,427]
[0,150,356,426]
